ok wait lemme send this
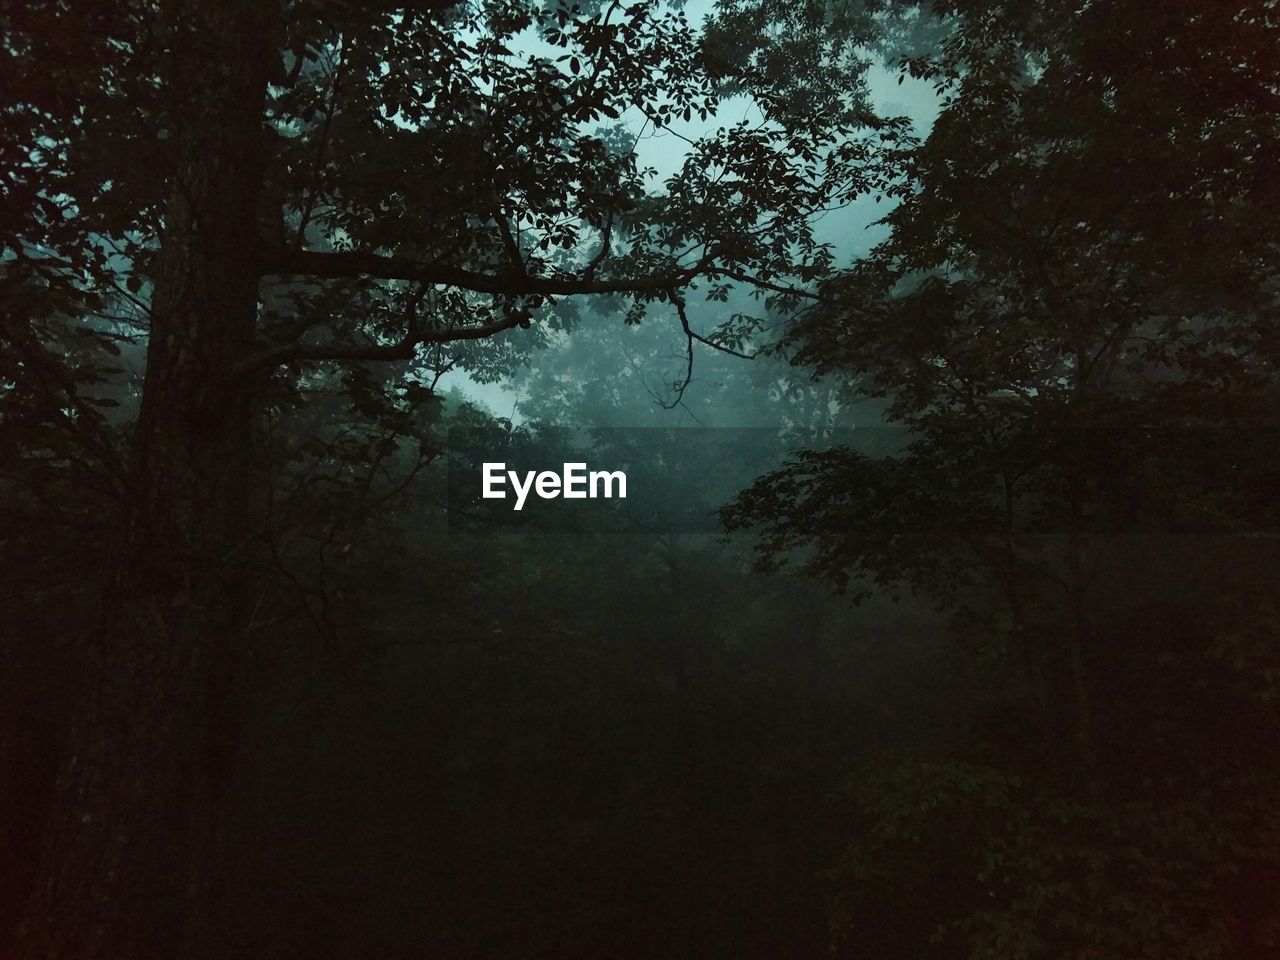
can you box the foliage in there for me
[726,0,1280,956]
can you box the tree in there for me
[2,0,879,954]
[725,0,1280,955]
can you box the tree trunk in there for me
[19,2,277,956]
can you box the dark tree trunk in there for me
[20,2,277,956]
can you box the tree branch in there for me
[712,267,821,301]
[687,327,757,361]
[258,248,691,296]
[583,212,613,278]
[295,35,347,248]
[233,312,525,376]
[658,289,696,410]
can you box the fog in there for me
[4,1,1277,957]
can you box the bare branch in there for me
[656,287,761,409]
[657,289,696,410]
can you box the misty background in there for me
[3,1,1279,958]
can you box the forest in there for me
[2,0,1279,957]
